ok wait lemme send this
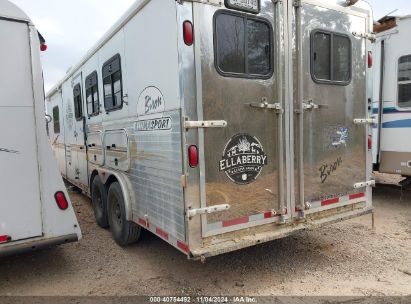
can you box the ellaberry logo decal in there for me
[219,134,267,185]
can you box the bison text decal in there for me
[319,156,343,184]
[137,86,165,116]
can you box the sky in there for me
[9,0,411,92]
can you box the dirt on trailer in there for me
[0,174,410,296]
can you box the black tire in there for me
[107,182,142,246]
[91,176,109,228]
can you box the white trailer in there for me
[0,0,81,257]
[47,0,374,260]
[372,15,411,184]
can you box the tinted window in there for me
[399,55,411,81]
[102,54,123,112]
[313,32,331,80]
[312,31,351,85]
[73,84,83,120]
[85,71,99,116]
[247,19,271,75]
[398,55,411,108]
[215,11,272,78]
[53,106,60,134]
[398,84,411,107]
[216,14,245,74]
[333,35,351,82]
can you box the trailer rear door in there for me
[0,20,42,241]
[293,2,369,216]
[193,0,287,237]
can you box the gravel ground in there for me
[0,174,410,296]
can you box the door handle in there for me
[248,102,283,113]
[302,99,328,111]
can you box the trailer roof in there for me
[0,0,31,23]
[46,0,372,98]
[46,0,150,98]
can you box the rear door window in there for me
[398,55,411,108]
[214,11,273,79]
[311,30,351,85]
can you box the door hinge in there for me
[353,118,377,125]
[176,0,222,6]
[354,180,375,189]
[293,0,302,8]
[184,120,227,129]
[187,204,230,218]
[352,31,376,42]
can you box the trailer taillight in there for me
[0,235,11,244]
[368,51,372,68]
[368,135,372,150]
[183,21,193,46]
[188,145,198,168]
[55,191,69,210]
[40,43,48,52]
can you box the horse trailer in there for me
[0,0,81,257]
[46,0,374,260]
[372,15,411,184]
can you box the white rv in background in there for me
[372,15,411,185]
[0,0,81,257]
[47,0,374,260]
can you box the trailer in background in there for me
[47,0,374,260]
[0,0,81,257]
[372,15,411,186]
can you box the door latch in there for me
[354,180,375,189]
[296,100,328,113]
[184,120,227,129]
[248,100,283,113]
[352,31,376,42]
[187,204,230,219]
[353,118,377,125]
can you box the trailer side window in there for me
[398,55,411,108]
[102,54,123,112]
[311,30,351,85]
[73,84,83,121]
[85,71,100,116]
[53,106,60,134]
[214,11,273,79]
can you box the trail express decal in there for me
[135,116,172,132]
[219,134,267,185]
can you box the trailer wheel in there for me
[107,182,142,246]
[91,176,109,228]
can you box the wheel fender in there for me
[96,168,135,221]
